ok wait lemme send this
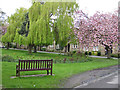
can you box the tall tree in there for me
[0,9,7,37]
[74,10,118,58]
[74,10,92,51]
[0,8,6,26]
[51,2,79,52]
[89,11,118,58]
[2,8,27,49]
[27,2,54,53]
[26,2,78,53]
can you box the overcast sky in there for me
[0,0,119,17]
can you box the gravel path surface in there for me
[63,65,118,88]
[0,85,2,90]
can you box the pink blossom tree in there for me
[74,10,118,58]
[74,10,95,52]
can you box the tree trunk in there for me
[7,42,10,49]
[15,43,17,49]
[65,46,67,53]
[40,45,42,51]
[101,42,111,58]
[68,43,70,52]
[46,46,48,51]
[28,45,33,53]
[38,45,40,51]
[107,48,111,59]
[33,46,37,53]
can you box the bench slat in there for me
[45,61,46,69]
[36,60,37,69]
[26,61,27,70]
[43,61,44,68]
[21,61,23,70]
[38,61,39,69]
[40,61,42,69]
[24,61,25,70]
[29,61,30,69]
[31,61,32,69]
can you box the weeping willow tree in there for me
[26,2,78,53]
[27,2,54,53]
[13,11,29,50]
[51,2,79,52]
[2,8,27,49]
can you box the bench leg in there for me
[51,69,52,75]
[16,70,20,77]
[16,65,20,77]
[47,70,49,75]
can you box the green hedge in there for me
[85,51,88,55]
[91,51,101,56]
[89,52,92,55]
[2,55,16,62]
[97,51,101,56]
[41,48,46,51]
[111,53,120,58]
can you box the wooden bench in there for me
[16,59,53,77]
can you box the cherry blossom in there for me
[74,10,118,55]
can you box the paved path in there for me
[88,55,118,59]
[0,85,2,90]
[75,71,119,88]
[63,65,119,88]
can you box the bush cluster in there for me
[85,51,88,55]
[111,53,120,58]
[67,51,76,56]
[54,56,92,64]
[47,50,54,52]
[97,51,101,56]
[4,43,17,49]
[84,51,101,56]
[2,55,16,62]
[41,48,46,51]
[76,51,84,56]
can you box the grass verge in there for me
[2,59,118,88]
[1,49,118,88]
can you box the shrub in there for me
[63,58,66,63]
[111,53,120,58]
[13,45,17,48]
[67,51,73,56]
[85,51,88,55]
[72,51,76,54]
[89,52,92,55]
[4,43,13,48]
[9,43,13,48]
[94,51,98,56]
[47,50,54,52]
[92,51,94,55]
[97,51,101,56]
[77,51,83,56]
[41,48,46,51]
[2,55,16,62]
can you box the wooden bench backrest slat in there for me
[38,61,39,69]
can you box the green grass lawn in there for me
[1,49,118,88]
[2,48,67,60]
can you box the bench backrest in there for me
[18,59,53,71]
